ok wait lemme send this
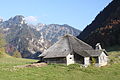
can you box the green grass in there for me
[0,47,120,80]
[0,56,120,80]
[107,45,120,63]
[108,51,120,64]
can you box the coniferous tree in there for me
[0,34,6,48]
[13,50,22,58]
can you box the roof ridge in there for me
[67,36,73,53]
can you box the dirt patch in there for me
[14,63,47,68]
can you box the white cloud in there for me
[0,16,3,19]
[25,16,38,23]
[0,16,3,22]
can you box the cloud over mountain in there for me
[25,16,38,23]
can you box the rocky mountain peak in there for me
[1,15,26,28]
[8,15,25,24]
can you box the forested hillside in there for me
[78,0,120,48]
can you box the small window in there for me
[70,53,72,55]
[70,57,72,59]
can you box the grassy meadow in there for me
[0,50,120,80]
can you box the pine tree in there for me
[13,50,22,58]
[0,33,9,57]
[0,33,6,48]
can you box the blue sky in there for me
[0,0,112,30]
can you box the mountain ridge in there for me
[33,23,80,44]
[78,0,120,48]
[0,15,81,58]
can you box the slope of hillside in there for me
[0,33,10,58]
[0,49,11,58]
[78,0,120,48]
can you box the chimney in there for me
[96,43,102,50]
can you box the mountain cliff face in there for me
[0,15,51,58]
[0,15,80,58]
[78,0,120,48]
[32,23,80,44]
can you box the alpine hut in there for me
[39,35,108,67]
